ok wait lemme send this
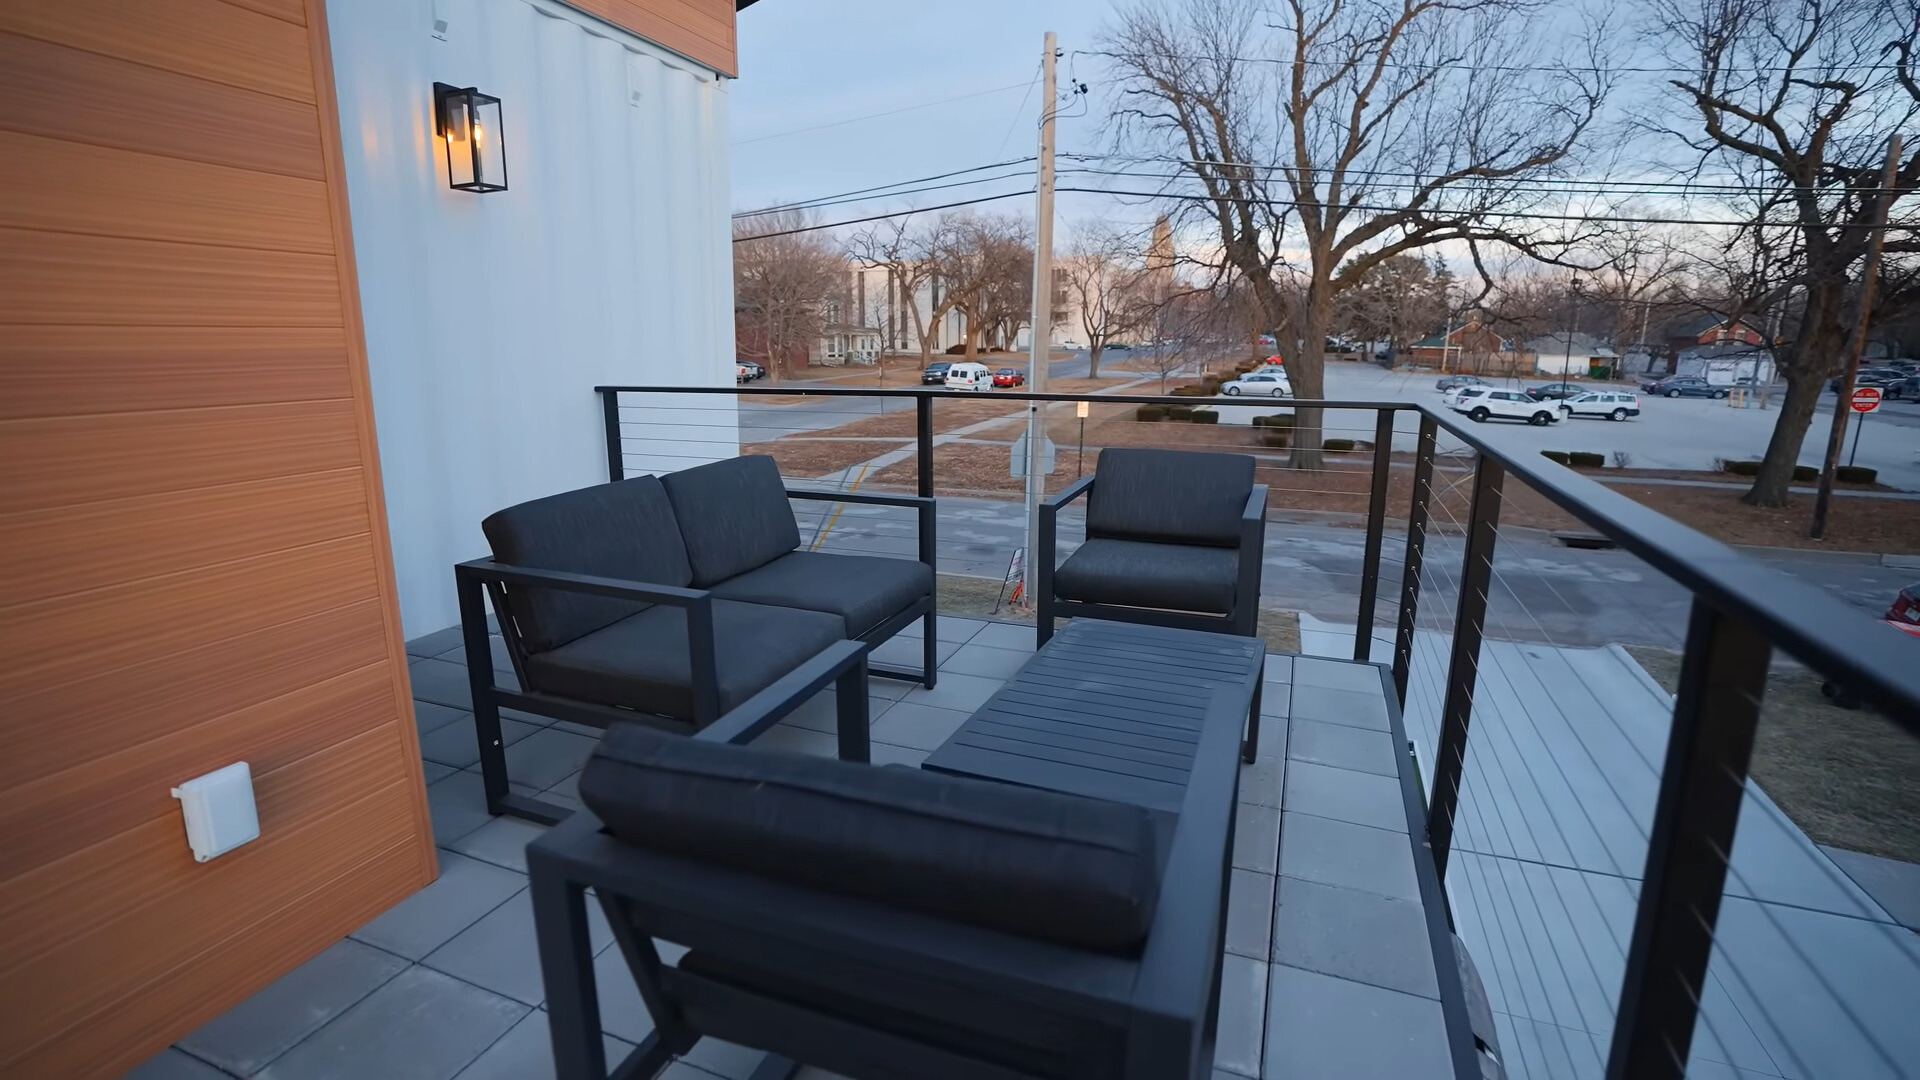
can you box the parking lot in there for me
[1214,363,1920,491]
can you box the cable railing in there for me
[595,380,1920,1080]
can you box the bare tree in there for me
[1130,285,1235,390]
[1060,222,1152,375]
[932,214,1032,357]
[1100,0,1610,467]
[1647,0,1920,505]
[733,209,845,380]
[847,217,941,362]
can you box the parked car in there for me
[1884,377,1917,401]
[944,361,992,391]
[1453,387,1562,425]
[1059,339,1084,350]
[1444,385,1494,408]
[992,367,1026,388]
[921,361,952,385]
[1557,390,1641,421]
[1831,368,1909,392]
[1436,375,1489,392]
[1107,342,1133,351]
[736,359,766,381]
[1647,376,1727,399]
[735,362,752,384]
[1221,371,1293,397]
[1526,382,1585,401]
[1257,334,1277,347]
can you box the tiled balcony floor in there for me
[129,618,1455,1080]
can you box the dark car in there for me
[1435,375,1488,392]
[1648,376,1727,399]
[1106,342,1132,351]
[992,367,1026,388]
[1884,376,1918,401]
[921,362,952,385]
[1831,368,1908,392]
[1526,382,1585,401]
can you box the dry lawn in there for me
[1624,646,1920,864]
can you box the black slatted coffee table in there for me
[921,619,1267,813]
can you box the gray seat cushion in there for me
[579,723,1163,955]
[661,455,801,586]
[1085,448,1254,547]
[708,551,932,637]
[481,476,693,653]
[1053,538,1239,614]
[523,599,842,721]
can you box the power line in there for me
[994,60,1043,158]
[735,157,1035,218]
[735,164,1036,219]
[1076,47,1912,76]
[730,80,1038,147]
[731,190,1032,242]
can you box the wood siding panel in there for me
[0,31,323,179]
[0,400,362,512]
[0,228,344,327]
[0,325,353,420]
[0,0,432,1072]
[0,0,316,103]
[0,131,335,254]
[565,0,737,75]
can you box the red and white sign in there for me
[1851,386,1883,413]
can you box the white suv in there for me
[1453,387,1561,425]
[1557,391,1641,421]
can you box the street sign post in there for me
[1847,386,1881,467]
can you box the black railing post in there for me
[1353,408,1398,662]
[1426,452,1503,881]
[916,394,934,498]
[1606,600,1770,1080]
[1392,416,1438,706]
[599,388,624,482]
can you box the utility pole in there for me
[1812,134,1901,540]
[1021,30,1058,586]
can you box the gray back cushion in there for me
[1085,448,1255,547]
[660,455,800,586]
[481,476,692,653]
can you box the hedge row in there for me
[1538,450,1606,467]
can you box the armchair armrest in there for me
[696,639,869,748]
[785,488,938,570]
[1046,474,1096,510]
[455,558,711,607]
[1234,486,1268,639]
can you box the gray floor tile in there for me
[125,1049,230,1079]
[905,615,988,644]
[415,701,471,736]
[1288,683,1390,731]
[411,657,482,710]
[256,966,527,1080]
[408,625,466,658]
[498,727,598,790]
[1215,953,1269,1078]
[938,643,1034,680]
[775,688,890,735]
[1822,846,1920,931]
[424,761,458,785]
[870,634,961,672]
[1287,719,1399,777]
[1273,876,1439,999]
[1278,812,1420,903]
[440,634,515,675]
[448,815,553,874]
[427,771,540,846]
[353,851,526,960]
[422,889,612,1007]
[544,769,582,804]
[870,741,930,767]
[753,723,841,757]
[1292,656,1387,694]
[452,1008,633,1080]
[1264,965,1450,1080]
[865,672,919,701]
[1247,714,1287,762]
[969,620,1038,652]
[177,939,409,1076]
[902,670,1004,712]
[420,717,541,770]
[677,1035,771,1078]
[1283,761,1408,832]
[1233,802,1282,874]
[1264,653,1294,683]
[590,943,657,1045]
[1238,754,1285,809]
[1258,680,1290,718]
[1227,868,1276,959]
[870,701,971,751]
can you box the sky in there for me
[727,0,1157,232]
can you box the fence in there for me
[597,382,1920,1079]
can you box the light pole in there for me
[1563,277,1583,381]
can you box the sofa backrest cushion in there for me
[481,476,692,653]
[580,724,1163,955]
[660,455,801,586]
[1085,448,1254,547]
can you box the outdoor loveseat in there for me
[454,454,936,822]
[1035,448,1267,646]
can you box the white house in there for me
[1525,332,1619,376]
[1676,341,1778,385]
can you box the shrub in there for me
[943,343,967,355]
[1189,409,1220,425]
[1135,405,1167,422]
[1611,451,1633,469]
[1791,464,1819,482]
[1169,384,1209,397]
[1837,465,1879,484]
[1323,438,1357,453]
[1167,405,1195,420]
[1723,460,1762,476]
[1540,450,1572,465]
[1259,430,1291,449]
[1569,452,1606,468]
[1253,414,1297,428]
[1198,375,1223,392]
[1712,457,1729,474]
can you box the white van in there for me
[944,361,992,391]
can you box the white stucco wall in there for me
[326,0,736,637]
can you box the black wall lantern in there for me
[434,82,507,193]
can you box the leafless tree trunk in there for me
[1062,222,1153,377]
[733,209,845,382]
[1100,0,1609,468]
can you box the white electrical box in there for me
[172,762,260,862]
